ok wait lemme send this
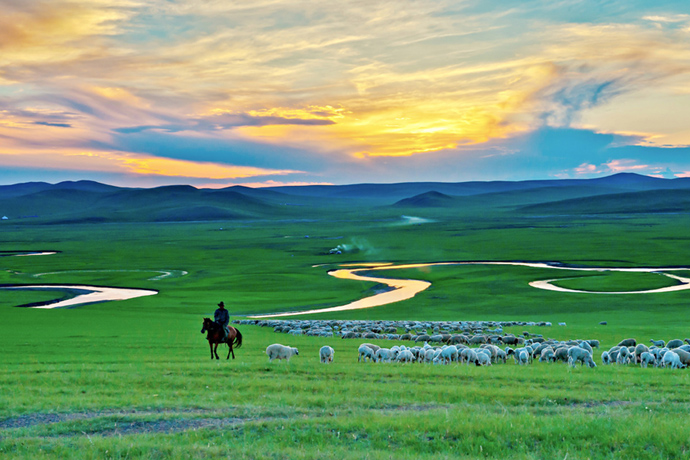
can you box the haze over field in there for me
[1,1,690,188]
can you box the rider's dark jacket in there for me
[214,308,230,327]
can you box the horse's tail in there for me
[233,328,243,349]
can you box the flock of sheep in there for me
[236,320,690,369]
[600,338,690,369]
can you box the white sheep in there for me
[601,351,612,365]
[375,348,393,363]
[361,343,381,353]
[639,351,656,368]
[461,348,478,365]
[266,343,299,363]
[517,349,530,365]
[396,349,415,363]
[358,344,375,363]
[439,345,458,365]
[616,347,632,365]
[495,348,507,364]
[650,339,665,348]
[319,345,334,363]
[422,348,436,364]
[567,347,596,368]
[476,352,492,366]
[662,350,684,369]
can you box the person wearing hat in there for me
[214,301,230,342]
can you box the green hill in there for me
[519,188,690,215]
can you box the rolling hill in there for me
[519,188,690,215]
[1,173,690,223]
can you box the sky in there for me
[1,0,689,188]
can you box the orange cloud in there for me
[0,145,300,180]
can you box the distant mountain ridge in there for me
[1,173,690,223]
[265,173,690,201]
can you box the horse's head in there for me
[201,317,213,333]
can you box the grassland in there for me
[2,198,690,459]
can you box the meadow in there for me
[2,199,690,459]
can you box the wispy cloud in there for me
[1,0,690,185]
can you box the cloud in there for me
[114,113,334,134]
[33,121,72,128]
[1,1,690,186]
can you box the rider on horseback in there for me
[214,301,230,342]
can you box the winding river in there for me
[1,285,158,309]
[249,261,690,319]
[1,251,170,308]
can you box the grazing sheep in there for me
[396,349,415,363]
[650,339,665,348]
[449,335,469,345]
[640,352,656,368]
[501,335,519,345]
[617,338,637,348]
[662,350,685,369]
[539,346,555,363]
[524,345,534,363]
[476,348,493,360]
[461,348,479,365]
[554,347,570,363]
[634,344,649,363]
[495,348,507,364]
[439,346,458,364]
[586,339,600,349]
[480,344,499,361]
[475,352,492,366]
[361,342,381,353]
[358,344,375,363]
[601,351,612,365]
[667,339,684,349]
[616,346,632,365]
[374,348,393,363]
[415,334,431,343]
[468,335,487,345]
[422,348,436,364]
[517,349,530,365]
[319,345,334,363]
[568,347,596,368]
[266,343,299,363]
[672,348,690,367]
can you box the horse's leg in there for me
[208,341,214,359]
[213,342,220,360]
[226,344,232,360]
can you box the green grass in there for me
[550,271,688,292]
[2,205,690,458]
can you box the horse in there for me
[201,318,243,360]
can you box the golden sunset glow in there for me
[120,156,299,180]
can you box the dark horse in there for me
[201,318,243,360]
